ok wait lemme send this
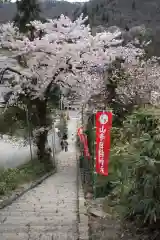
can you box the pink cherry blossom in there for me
[0,15,145,106]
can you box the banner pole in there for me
[93,110,97,199]
[80,105,85,183]
[81,104,84,126]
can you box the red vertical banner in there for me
[77,127,83,142]
[95,111,112,176]
[77,127,90,159]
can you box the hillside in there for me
[1,0,160,32]
[75,0,160,30]
[1,0,160,57]
[73,0,160,56]
[0,1,80,23]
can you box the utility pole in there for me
[26,106,33,162]
[52,119,56,169]
[60,93,64,111]
[60,94,62,110]
[59,93,61,111]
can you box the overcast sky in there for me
[11,0,89,2]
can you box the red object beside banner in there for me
[77,127,90,159]
[95,111,112,176]
[77,127,83,142]
[83,134,90,159]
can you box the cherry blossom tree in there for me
[114,57,160,106]
[0,14,144,163]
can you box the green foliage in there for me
[0,106,29,137]
[48,85,61,109]
[56,113,68,138]
[109,106,160,228]
[76,133,81,149]
[86,113,95,158]
[105,58,131,125]
[0,160,50,196]
[13,0,41,33]
[0,104,53,139]
[0,86,60,164]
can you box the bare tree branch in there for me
[0,67,22,84]
[0,67,33,84]
[44,59,74,100]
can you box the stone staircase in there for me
[0,118,80,240]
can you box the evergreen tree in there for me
[0,0,11,2]
[81,4,89,25]
[132,0,136,10]
[82,3,88,18]
[96,4,99,13]
[102,12,107,22]
[73,7,80,20]
[13,0,41,33]
[48,84,61,109]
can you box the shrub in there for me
[0,159,52,197]
[109,106,160,227]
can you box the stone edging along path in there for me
[77,153,89,240]
[0,169,56,210]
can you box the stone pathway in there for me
[0,117,79,240]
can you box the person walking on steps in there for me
[64,140,68,152]
[63,133,67,140]
[72,133,74,141]
[60,139,64,151]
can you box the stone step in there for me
[0,210,76,215]
[0,210,77,217]
[24,191,77,195]
[4,200,77,205]
[1,205,77,212]
[0,222,78,232]
[1,231,78,240]
[1,216,77,225]
[0,213,77,222]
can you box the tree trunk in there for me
[35,100,52,167]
